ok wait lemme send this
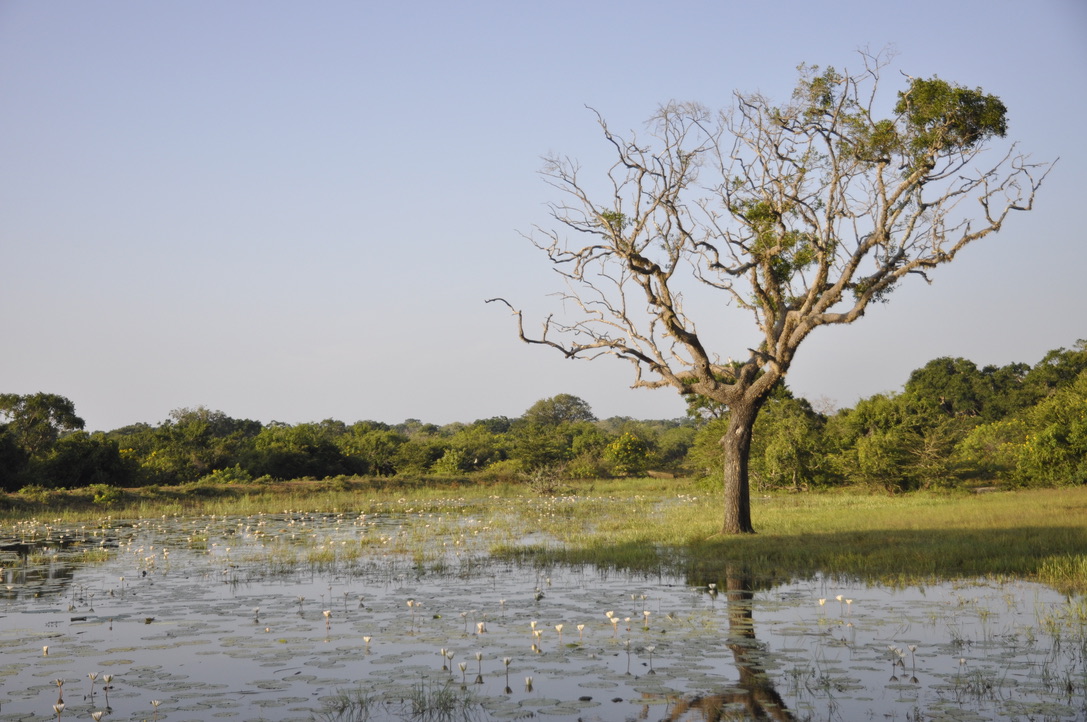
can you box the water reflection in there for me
[1,557,78,599]
[665,568,794,721]
[0,511,1082,722]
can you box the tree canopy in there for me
[491,50,1051,533]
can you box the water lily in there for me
[101,674,113,706]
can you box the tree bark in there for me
[721,399,761,534]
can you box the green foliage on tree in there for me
[604,432,650,477]
[37,432,134,489]
[0,392,84,458]
[339,424,405,476]
[251,421,353,480]
[691,396,825,492]
[1015,370,1087,486]
[521,394,596,426]
[824,392,972,492]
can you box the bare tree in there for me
[489,51,1051,534]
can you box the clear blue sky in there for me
[2,1,1084,432]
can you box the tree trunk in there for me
[720,399,760,534]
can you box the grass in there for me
[3,478,1085,595]
[315,681,480,722]
[492,484,1087,596]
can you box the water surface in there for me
[1,509,1084,721]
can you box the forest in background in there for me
[2,341,1085,498]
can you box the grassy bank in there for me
[2,478,1085,595]
[494,485,1087,596]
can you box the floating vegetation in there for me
[0,498,1083,720]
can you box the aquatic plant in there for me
[101,674,113,708]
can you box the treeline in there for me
[2,341,1085,494]
[0,393,691,492]
[693,340,1087,492]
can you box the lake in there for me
[1,504,1084,720]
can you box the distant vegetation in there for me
[1,341,1085,500]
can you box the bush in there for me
[604,432,650,477]
[430,448,466,476]
[87,483,124,506]
[16,484,60,504]
[521,465,569,495]
[195,464,253,485]
[566,452,609,479]
[478,459,523,483]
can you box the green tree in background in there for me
[521,394,596,426]
[36,432,133,489]
[251,421,352,480]
[339,423,404,476]
[605,432,650,476]
[139,407,260,484]
[1015,370,1087,486]
[0,392,85,458]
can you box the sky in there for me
[1,1,1085,432]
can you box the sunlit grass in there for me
[497,485,1087,595]
[3,479,1085,595]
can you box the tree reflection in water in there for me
[664,568,794,722]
